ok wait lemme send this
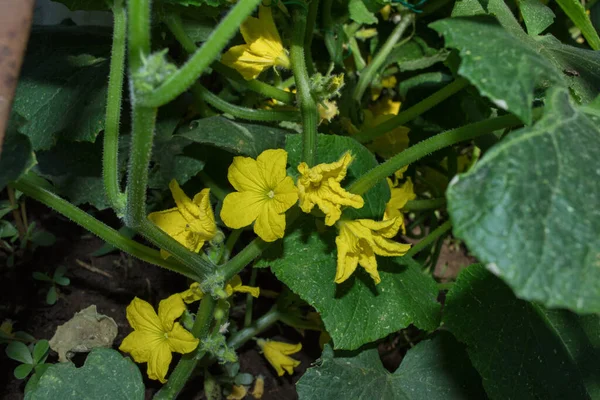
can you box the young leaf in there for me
[14,364,34,380]
[30,230,56,247]
[349,0,378,25]
[430,16,564,124]
[0,221,18,239]
[444,264,600,399]
[46,287,58,305]
[297,333,486,399]
[447,87,600,313]
[518,0,555,36]
[178,116,290,158]
[32,340,50,365]
[24,348,144,400]
[32,272,52,283]
[259,218,440,350]
[6,342,33,364]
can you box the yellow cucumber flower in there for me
[297,152,364,226]
[256,339,301,376]
[119,295,199,383]
[317,100,339,124]
[180,282,204,304]
[363,98,410,159]
[221,149,298,242]
[384,177,416,234]
[371,75,397,101]
[148,180,217,259]
[221,5,290,80]
[335,218,411,284]
[225,275,260,298]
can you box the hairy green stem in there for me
[103,0,127,213]
[353,78,470,143]
[191,84,300,122]
[154,296,217,400]
[291,9,318,166]
[404,220,452,258]
[403,198,446,211]
[304,0,319,76]
[163,13,294,104]
[128,0,151,71]
[353,14,414,102]
[11,175,198,280]
[139,0,262,107]
[228,307,281,349]
[349,113,526,196]
[222,238,271,282]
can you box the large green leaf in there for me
[0,121,36,191]
[177,116,290,158]
[259,218,440,350]
[286,134,389,221]
[518,0,555,36]
[444,264,600,399]
[25,348,144,399]
[148,136,205,190]
[447,87,600,313]
[12,27,110,151]
[297,333,486,400]
[430,16,564,124]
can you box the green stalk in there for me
[348,113,525,196]
[139,0,262,107]
[191,84,300,122]
[322,0,341,65]
[403,220,452,258]
[353,78,470,143]
[353,14,414,102]
[290,9,318,166]
[163,13,294,105]
[403,198,446,211]
[154,296,217,400]
[304,0,320,76]
[128,0,151,71]
[221,238,271,282]
[11,175,199,280]
[228,307,281,349]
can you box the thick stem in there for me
[228,307,281,349]
[139,0,262,107]
[348,113,526,196]
[404,220,452,258]
[11,176,199,280]
[103,0,127,213]
[154,296,217,400]
[353,14,414,102]
[403,198,446,211]
[191,84,300,122]
[127,0,151,71]
[221,238,271,282]
[163,13,294,105]
[353,78,470,143]
[290,9,318,166]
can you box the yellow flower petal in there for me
[334,218,411,284]
[157,294,186,332]
[166,322,199,354]
[258,339,301,376]
[191,188,218,238]
[221,149,298,242]
[169,179,200,221]
[180,282,204,304]
[252,375,265,399]
[297,152,364,226]
[147,341,172,383]
[384,177,416,233]
[119,330,162,363]
[221,45,266,80]
[227,385,248,400]
[124,297,163,334]
[225,275,260,298]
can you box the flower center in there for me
[267,190,275,199]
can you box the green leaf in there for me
[25,348,144,400]
[46,287,58,305]
[447,87,600,313]
[178,116,290,158]
[349,0,378,24]
[30,230,56,247]
[297,333,486,399]
[518,0,555,36]
[32,341,50,365]
[444,264,600,399]
[13,27,110,150]
[6,342,33,364]
[259,218,440,350]
[430,16,564,124]
[32,272,52,282]
[384,38,449,72]
[0,221,18,239]
[181,17,217,43]
[52,0,109,10]
[0,121,36,191]
[285,134,389,221]
[148,136,205,190]
[556,0,600,50]
[14,364,34,380]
